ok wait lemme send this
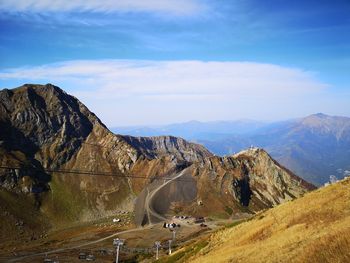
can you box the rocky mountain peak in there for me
[232,146,265,158]
[0,84,214,196]
[296,113,350,141]
[0,84,100,168]
[122,135,212,163]
[192,147,315,214]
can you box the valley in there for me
[0,84,344,263]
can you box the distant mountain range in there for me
[112,119,267,141]
[112,113,350,186]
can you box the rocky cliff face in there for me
[134,148,316,224]
[123,135,211,163]
[0,84,96,166]
[186,148,315,217]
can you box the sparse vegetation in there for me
[209,212,230,220]
[41,174,86,224]
[156,239,208,263]
[0,189,47,248]
[188,178,350,263]
[224,206,233,215]
[224,219,245,229]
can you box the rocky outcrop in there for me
[189,148,315,216]
[123,135,212,163]
[0,84,97,165]
[133,148,315,223]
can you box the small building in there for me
[194,217,205,224]
[78,252,87,259]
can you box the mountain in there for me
[262,113,350,186]
[185,148,314,215]
[0,84,209,230]
[134,147,314,225]
[112,119,266,141]
[0,84,313,242]
[115,114,350,186]
[180,177,350,263]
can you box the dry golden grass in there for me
[187,177,350,263]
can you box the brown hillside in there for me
[186,177,350,263]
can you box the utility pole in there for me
[113,238,125,263]
[155,241,161,260]
[168,239,172,255]
[171,229,176,241]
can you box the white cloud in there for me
[0,0,204,15]
[0,59,331,126]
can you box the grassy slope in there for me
[40,174,87,225]
[0,190,49,252]
[179,177,350,263]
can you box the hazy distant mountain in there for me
[112,114,350,186]
[202,113,350,186]
[112,119,266,141]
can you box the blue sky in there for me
[0,0,349,126]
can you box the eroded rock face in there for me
[123,135,212,163]
[133,148,315,223]
[233,148,315,207]
[190,148,315,216]
[0,84,95,165]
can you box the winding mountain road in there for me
[144,169,188,225]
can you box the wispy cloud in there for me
[0,0,205,16]
[0,59,327,95]
[0,60,333,126]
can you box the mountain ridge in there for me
[113,113,350,185]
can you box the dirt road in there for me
[7,226,152,262]
[6,168,194,262]
[144,169,188,224]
